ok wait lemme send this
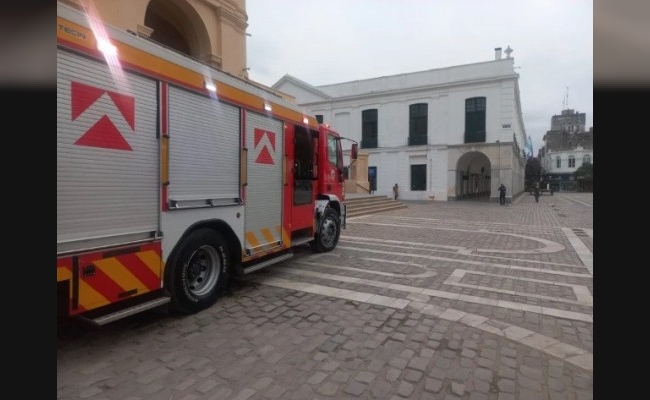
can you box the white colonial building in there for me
[273,47,528,203]
[539,109,593,192]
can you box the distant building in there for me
[539,109,593,192]
[273,47,528,203]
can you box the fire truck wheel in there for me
[167,228,230,314]
[311,208,341,253]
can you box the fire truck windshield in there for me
[327,134,339,167]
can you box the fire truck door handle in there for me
[161,133,170,186]
[284,155,289,186]
[82,264,96,278]
[241,148,248,187]
[327,184,332,191]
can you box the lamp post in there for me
[496,140,500,202]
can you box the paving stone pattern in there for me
[57,192,593,399]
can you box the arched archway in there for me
[145,0,212,63]
[456,151,492,200]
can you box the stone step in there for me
[345,195,408,217]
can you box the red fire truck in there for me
[56,3,357,326]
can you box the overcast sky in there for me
[245,0,593,156]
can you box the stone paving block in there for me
[565,352,593,372]
[408,356,430,372]
[58,196,593,400]
[368,379,391,398]
[196,378,221,394]
[389,357,408,369]
[397,381,414,397]
[544,342,587,360]
[385,368,401,382]
[451,381,465,396]
[177,395,199,400]
[355,371,376,383]
[262,385,287,400]
[135,367,171,385]
[307,371,328,385]
[472,378,490,393]
[320,360,340,371]
[331,370,350,383]
[316,382,338,397]
[519,388,545,400]
[343,381,367,396]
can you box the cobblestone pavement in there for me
[57,192,593,400]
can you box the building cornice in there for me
[299,74,519,107]
[274,74,332,100]
[199,0,248,32]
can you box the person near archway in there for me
[498,183,506,206]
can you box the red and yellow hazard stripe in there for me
[57,242,163,315]
[243,225,290,261]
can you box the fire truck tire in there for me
[167,228,230,314]
[311,208,341,253]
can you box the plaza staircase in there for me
[345,194,408,218]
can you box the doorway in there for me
[368,166,377,194]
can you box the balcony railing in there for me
[464,131,486,143]
[408,135,428,146]
[361,138,378,148]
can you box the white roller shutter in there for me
[57,49,159,254]
[244,111,283,254]
[167,86,240,205]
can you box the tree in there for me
[574,162,593,179]
[574,162,593,192]
[525,157,543,188]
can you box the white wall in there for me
[274,56,526,201]
[546,148,594,174]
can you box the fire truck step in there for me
[291,236,314,247]
[243,252,294,274]
[78,296,171,327]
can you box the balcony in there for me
[464,131,486,143]
[408,135,428,146]
[361,138,378,149]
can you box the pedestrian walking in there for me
[393,183,399,200]
[498,183,506,206]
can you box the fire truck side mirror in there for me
[350,143,358,160]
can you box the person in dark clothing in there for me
[498,184,506,206]
[393,183,399,200]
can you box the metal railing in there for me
[408,135,428,146]
[361,138,378,148]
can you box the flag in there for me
[525,135,534,159]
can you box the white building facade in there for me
[540,109,593,192]
[273,48,528,203]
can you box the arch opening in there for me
[145,0,211,62]
[456,151,492,201]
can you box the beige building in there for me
[60,0,250,79]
